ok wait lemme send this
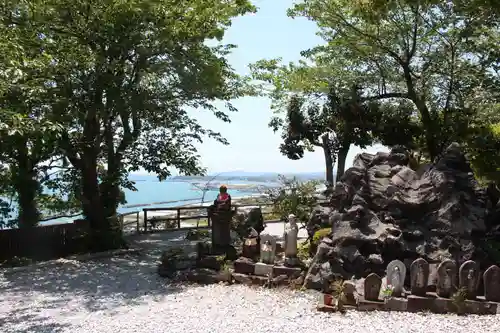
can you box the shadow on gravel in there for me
[0,311,71,333]
[0,251,185,313]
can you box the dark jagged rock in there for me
[231,207,265,240]
[304,143,500,290]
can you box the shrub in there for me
[266,176,319,224]
[297,242,310,261]
[185,229,210,240]
[312,228,331,245]
[467,123,500,185]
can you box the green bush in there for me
[312,228,331,245]
[185,229,210,240]
[266,176,319,224]
[467,123,500,184]
[297,242,310,261]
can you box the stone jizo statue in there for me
[284,214,299,266]
[259,231,276,264]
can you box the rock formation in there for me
[304,143,500,290]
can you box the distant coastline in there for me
[169,171,327,184]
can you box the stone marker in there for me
[483,265,500,302]
[436,259,457,298]
[242,227,259,259]
[210,210,232,252]
[342,280,357,306]
[364,273,382,301]
[284,214,299,266]
[459,260,480,300]
[387,260,406,297]
[410,258,429,296]
[259,232,276,264]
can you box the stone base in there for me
[385,297,408,312]
[358,297,385,311]
[234,258,255,274]
[284,256,300,267]
[273,265,302,278]
[407,295,436,313]
[183,268,232,284]
[254,262,273,276]
[231,272,291,287]
[407,295,499,315]
[317,304,336,313]
[196,255,221,270]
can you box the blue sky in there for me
[188,0,389,174]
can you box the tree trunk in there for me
[336,144,350,182]
[12,143,40,228]
[79,147,116,251]
[321,134,334,186]
[13,169,40,229]
[15,173,40,229]
[402,63,439,159]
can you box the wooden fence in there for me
[0,200,328,262]
[0,219,90,262]
[142,203,277,233]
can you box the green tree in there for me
[252,0,499,161]
[273,84,380,185]
[0,2,65,228]
[266,176,319,225]
[26,0,256,248]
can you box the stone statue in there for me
[284,214,299,266]
[260,232,276,264]
[386,260,406,297]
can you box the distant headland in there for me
[169,171,329,183]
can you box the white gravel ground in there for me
[1,228,499,333]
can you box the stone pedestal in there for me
[210,210,232,253]
[284,256,300,267]
[242,237,259,259]
[254,262,273,276]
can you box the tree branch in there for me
[360,92,410,102]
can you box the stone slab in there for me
[232,273,252,285]
[196,255,221,270]
[464,299,498,315]
[407,295,436,313]
[384,297,408,312]
[317,304,336,313]
[234,258,255,275]
[357,298,385,311]
[248,275,268,286]
[273,265,302,278]
[433,297,456,314]
[254,262,273,276]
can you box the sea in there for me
[37,174,270,225]
[120,174,265,213]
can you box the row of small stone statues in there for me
[364,258,500,302]
[244,214,300,266]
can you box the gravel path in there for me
[1,227,499,333]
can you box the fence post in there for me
[207,207,211,227]
[177,208,181,229]
[119,214,124,231]
[143,209,148,233]
[136,211,140,233]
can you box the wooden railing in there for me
[117,211,141,234]
[141,203,276,233]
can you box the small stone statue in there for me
[242,227,259,259]
[260,240,274,264]
[284,214,299,266]
[260,231,276,264]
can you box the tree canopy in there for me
[251,0,499,183]
[0,0,499,251]
[0,0,256,247]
